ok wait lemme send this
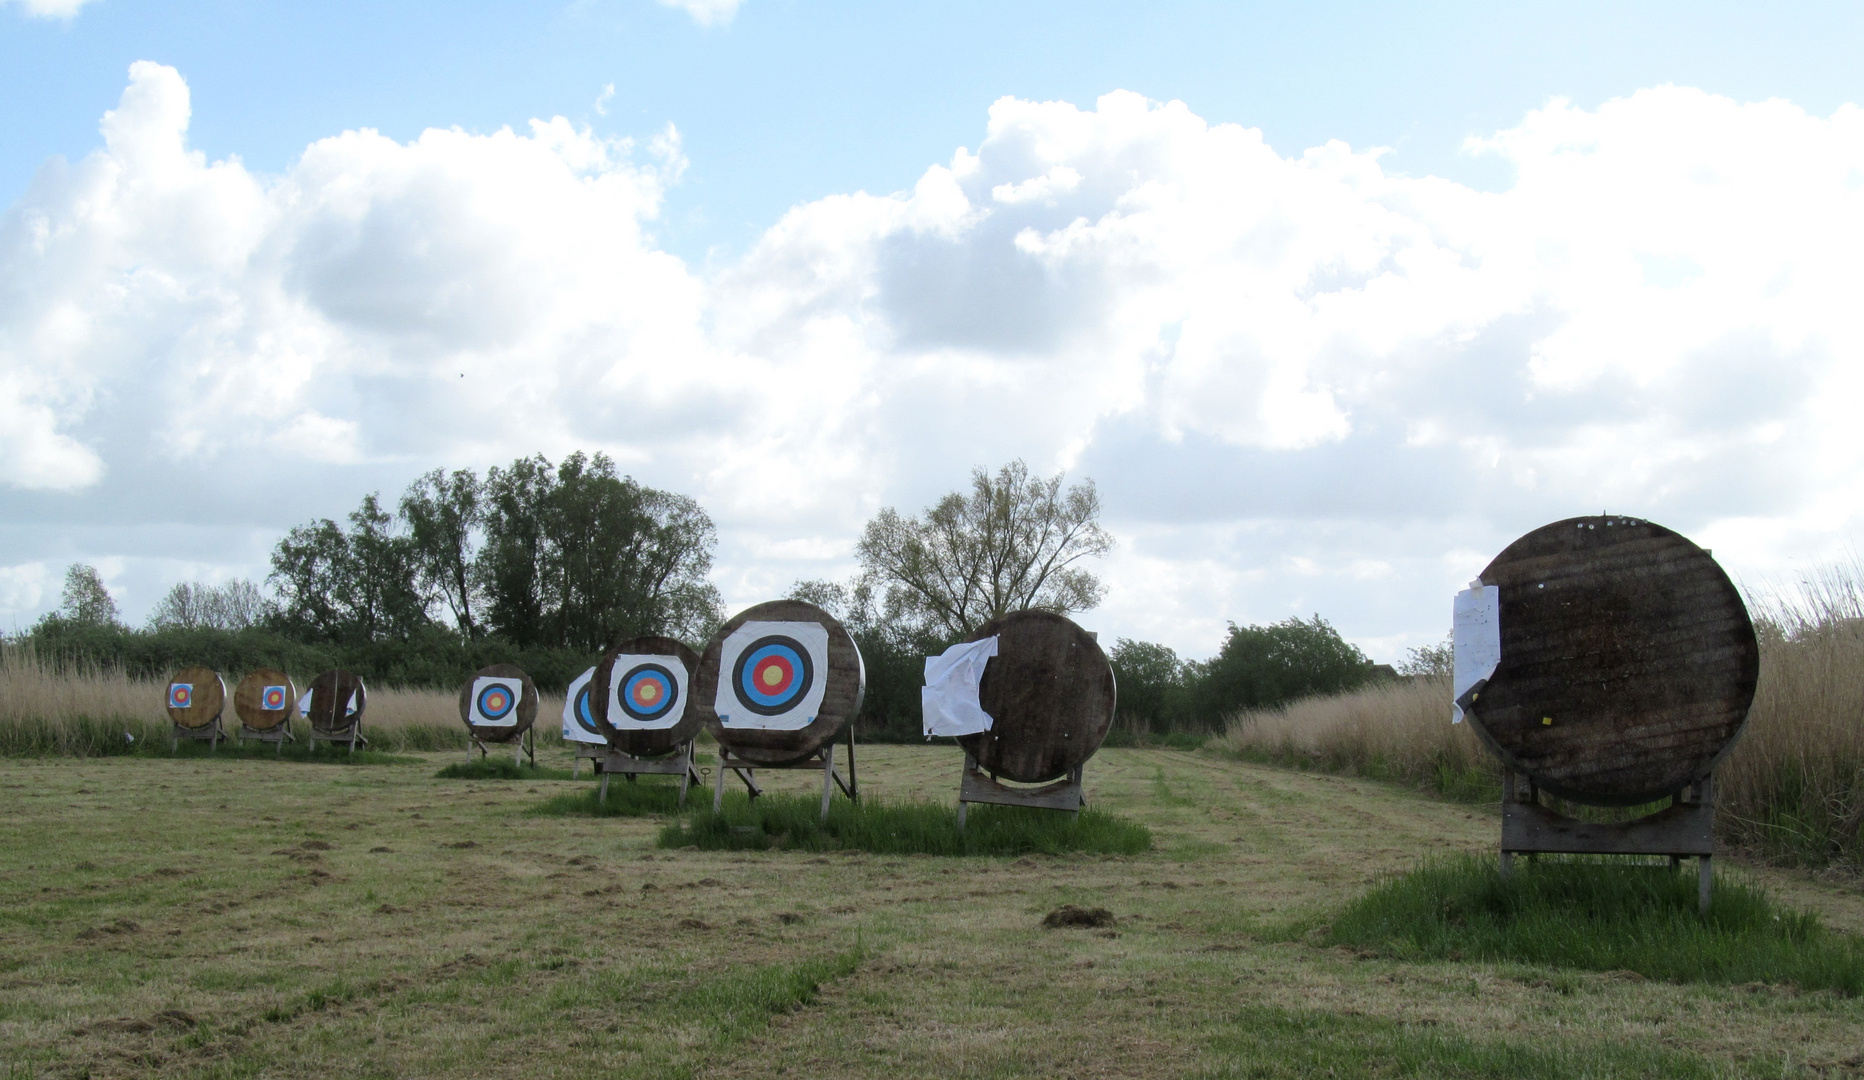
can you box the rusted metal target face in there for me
[958,610,1117,785]
[1465,515,1759,807]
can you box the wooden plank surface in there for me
[456,663,539,744]
[957,610,1116,784]
[305,669,368,734]
[232,668,296,731]
[1466,516,1759,806]
[593,636,703,757]
[165,666,225,729]
[1501,800,1715,856]
[698,600,864,766]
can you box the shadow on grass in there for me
[153,739,423,767]
[527,779,690,818]
[434,758,577,781]
[657,793,1152,856]
[1299,853,1864,994]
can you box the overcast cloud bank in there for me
[3,63,1860,657]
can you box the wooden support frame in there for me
[308,722,368,755]
[467,728,535,769]
[595,740,704,808]
[236,720,295,754]
[956,752,1084,829]
[1501,769,1716,915]
[712,725,859,822]
[170,718,228,753]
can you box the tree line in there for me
[25,456,1411,736]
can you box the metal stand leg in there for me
[819,743,836,823]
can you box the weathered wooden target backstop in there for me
[697,599,864,820]
[303,669,369,754]
[165,666,228,751]
[1457,515,1759,912]
[457,663,540,767]
[232,668,297,750]
[588,636,705,805]
[948,610,1117,825]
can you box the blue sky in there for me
[9,0,1860,264]
[3,0,1863,661]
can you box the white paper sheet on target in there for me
[1452,583,1502,724]
[714,620,830,731]
[469,676,525,727]
[606,654,689,731]
[296,688,359,718]
[561,667,607,744]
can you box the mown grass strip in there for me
[658,793,1152,856]
[153,739,423,766]
[434,758,576,781]
[528,780,688,817]
[1204,1002,1736,1079]
[1304,853,1864,994]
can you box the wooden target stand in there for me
[591,636,707,808]
[231,669,298,752]
[304,669,369,754]
[458,663,540,768]
[1463,516,1758,916]
[951,611,1114,828]
[165,666,229,752]
[696,600,866,823]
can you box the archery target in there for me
[715,620,831,731]
[168,683,193,710]
[562,667,607,744]
[606,654,688,731]
[469,676,525,728]
[261,685,288,711]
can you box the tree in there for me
[267,496,426,644]
[1109,638,1185,732]
[59,564,119,626]
[147,580,266,631]
[855,460,1114,638]
[401,468,482,643]
[1180,615,1375,725]
[477,452,723,650]
[1397,633,1454,679]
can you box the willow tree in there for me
[855,460,1113,638]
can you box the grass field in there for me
[5,744,1864,1078]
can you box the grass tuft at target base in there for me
[658,793,1152,857]
[1302,853,1864,994]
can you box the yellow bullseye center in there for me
[638,683,659,702]
[762,666,784,687]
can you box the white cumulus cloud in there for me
[2,0,99,19]
[5,67,1863,657]
[655,0,742,28]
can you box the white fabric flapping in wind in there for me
[920,635,1000,738]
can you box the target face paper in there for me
[715,621,830,731]
[168,683,194,710]
[561,667,607,744]
[607,654,688,730]
[261,685,288,712]
[469,676,525,728]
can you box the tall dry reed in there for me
[1216,561,1864,870]
[0,645,574,756]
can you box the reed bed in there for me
[0,644,569,756]
[1216,563,1864,871]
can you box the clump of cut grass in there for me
[1306,853,1864,994]
[658,793,1153,856]
[434,757,575,781]
[1204,1002,1730,1079]
[528,780,689,817]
